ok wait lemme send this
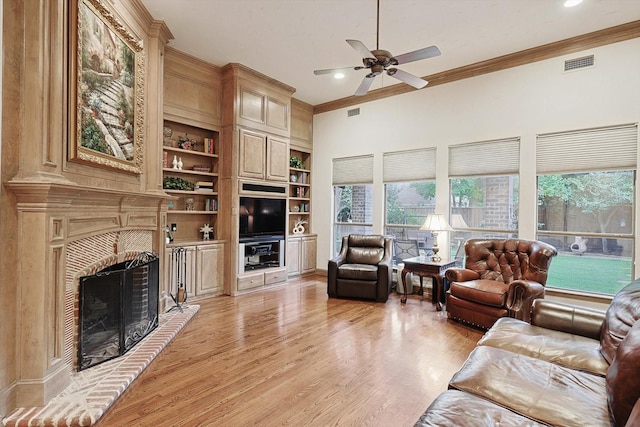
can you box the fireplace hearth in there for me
[78,252,159,370]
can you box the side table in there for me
[400,256,457,310]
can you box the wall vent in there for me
[347,108,360,117]
[564,54,595,72]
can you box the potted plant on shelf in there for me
[163,176,195,191]
[289,156,304,169]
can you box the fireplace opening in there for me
[78,252,159,371]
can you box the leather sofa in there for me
[327,234,393,302]
[416,279,640,426]
[445,238,557,329]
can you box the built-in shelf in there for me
[163,120,220,242]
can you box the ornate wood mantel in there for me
[4,179,171,407]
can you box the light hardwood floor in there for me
[96,275,483,427]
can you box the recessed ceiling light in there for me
[564,0,583,7]
[334,73,345,79]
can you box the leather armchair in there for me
[328,234,393,302]
[445,238,557,329]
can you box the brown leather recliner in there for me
[328,234,393,302]
[445,238,557,329]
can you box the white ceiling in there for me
[140,0,640,106]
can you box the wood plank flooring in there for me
[95,275,483,427]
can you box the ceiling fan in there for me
[313,0,441,96]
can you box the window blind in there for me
[383,148,436,182]
[332,154,374,185]
[537,123,638,174]
[449,137,520,177]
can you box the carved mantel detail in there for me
[5,180,171,407]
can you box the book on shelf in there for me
[192,164,211,172]
[204,137,215,154]
[195,181,214,191]
[163,151,168,168]
[205,198,218,211]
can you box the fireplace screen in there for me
[78,252,159,371]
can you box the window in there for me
[383,148,437,254]
[332,155,374,256]
[536,124,637,295]
[449,176,519,257]
[333,185,374,254]
[449,138,520,259]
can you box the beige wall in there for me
[312,39,640,310]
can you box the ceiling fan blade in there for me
[387,68,428,89]
[346,39,376,59]
[313,66,362,75]
[393,46,441,65]
[354,75,377,96]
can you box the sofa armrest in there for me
[505,280,545,323]
[374,238,394,302]
[327,236,349,298]
[445,268,480,282]
[531,299,605,340]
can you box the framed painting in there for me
[69,0,145,173]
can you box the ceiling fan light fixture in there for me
[563,0,583,7]
[313,0,441,96]
[334,72,345,79]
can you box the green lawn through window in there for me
[546,253,632,295]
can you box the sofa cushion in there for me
[337,263,378,281]
[600,279,640,363]
[346,247,384,265]
[606,320,640,427]
[449,346,610,426]
[415,390,546,427]
[478,317,609,376]
[449,279,509,307]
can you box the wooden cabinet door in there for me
[301,236,317,274]
[266,137,289,182]
[238,129,266,179]
[196,244,224,296]
[287,237,301,275]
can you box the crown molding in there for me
[313,20,640,115]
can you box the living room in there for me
[2,0,640,425]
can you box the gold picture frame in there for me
[69,0,145,173]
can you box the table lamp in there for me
[420,214,453,262]
[451,214,469,230]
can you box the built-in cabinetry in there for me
[237,238,287,291]
[238,129,289,182]
[288,148,311,233]
[162,48,226,301]
[287,234,317,276]
[163,120,220,241]
[286,99,316,276]
[165,243,225,300]
[220,64,296,295]
[162,57,316,297]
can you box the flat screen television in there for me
[239,197,286,240]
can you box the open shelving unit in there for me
[163,120,220,242]
[288,148,312,234]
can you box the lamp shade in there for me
[420,214,453,232]
[451,214,469,229]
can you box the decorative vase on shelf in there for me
[292,217,307,235]
[163,127,172,146]
[172,155,178,169]
[185,197,195,211]
[177,157,183,170]
[290,174,298,183]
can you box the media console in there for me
[238,237,285,274]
